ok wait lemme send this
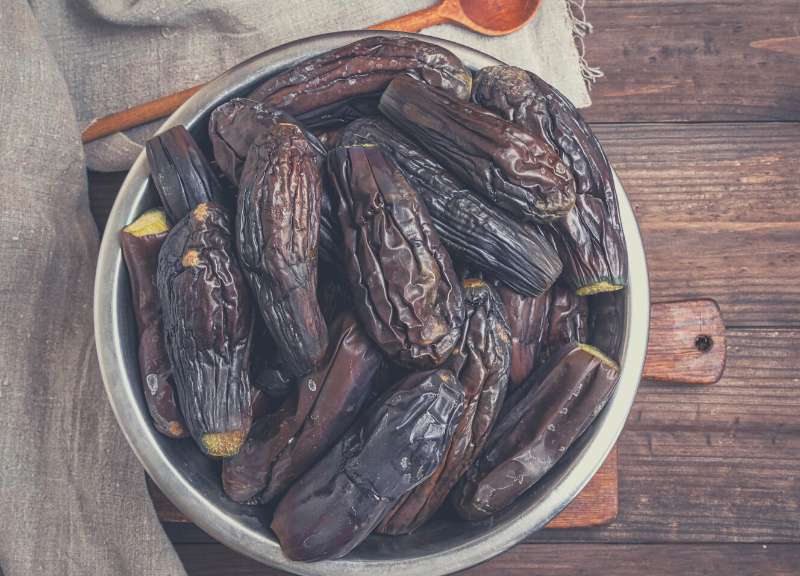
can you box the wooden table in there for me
[88,2,800,573]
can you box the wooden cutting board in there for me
[149,299,726,529]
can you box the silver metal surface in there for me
[94,31,650,576]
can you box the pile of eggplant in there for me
[120,36,627,562]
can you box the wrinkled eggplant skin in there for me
[546,282,588,355]
[223,313,382,504]
[496,284,551,390]
[146,126,226,223]
[378,280,510,535]
[473,65,626,294]
[271,369,464,561]
[328,144,464,369]
[340,118,562,296]
[120,211,187,438]
[157,202,253,457]
[208,98,326,186]
[453,343,619,520]
[208,99,341,267]
[249,36,472,129]
[237,123,328,377]
[587,290,626,363]
[379,75,575,224]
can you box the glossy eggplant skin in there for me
[327,144,464,369]
[496,284,551,390]
[237,123,328,377]
[379,75,575,224]
[120,209,187,438]
[340,118,562,297]
[222,312,382,504]
[452,343,619,520]
[378,279,511,535]
[146,125,225,223]
[472,65,627,295]
[249,35,472,129]
[546,282,588,355]
[271,369,464,561]
[157,202,253,457]
[208,98,326,186]
[208,99,341,267]
[587,290,626,363]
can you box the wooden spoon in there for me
[80,0,541,144]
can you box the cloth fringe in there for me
[566,0,604,89]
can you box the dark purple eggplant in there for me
[120,208,187,438]
[222,313,382,503]
[496,284,551,389]
[157,202,253,457]
[327,143,464,369]
[472,65,626,295]
[271,369,464,561]
[378,279,510,534]
[340,117,562,296]
[379,75,575,223]
[452,343,619,520]
[249,36,472,129]
[237,123,328,377]
[146,125,225,223]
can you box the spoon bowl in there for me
[370,0,541,36]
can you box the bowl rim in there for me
[94,30,649,576]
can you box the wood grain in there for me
[546,446,618,528]
[594,122,800,328]
[528,329,800,543]
[583,0,800,122]
[643,300,726,384]
[174,542,800,575]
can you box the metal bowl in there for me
[94,31,649,576]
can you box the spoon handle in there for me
[368,4,448,33]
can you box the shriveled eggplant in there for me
[546,282,588,355]
[208,99,341,267]
[340,117,561,296]
[271,369,464,561]
[472,65,626,295]
[496,284,550,389]
[327,143,464,368]
[120,208,187,438]
[208,98,325,185]
[249,35,472,129]
[157,202,253,457]
[379,75,575,223]
[452,343,619,520]
[378,279,510,535]
[146,125,225,223]
[222,312,382,503]
[237,123,328,377]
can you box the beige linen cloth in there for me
[0,0,597,574]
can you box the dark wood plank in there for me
[174,542,800,575]
[528,329,800,543]
[584,0,800,122]
[594,122,800,328]
[642,299,726,384]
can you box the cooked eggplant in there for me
[340,117,562,296]
[452,343,619,520]
[379,75,575,223]
[472,65,626,295]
